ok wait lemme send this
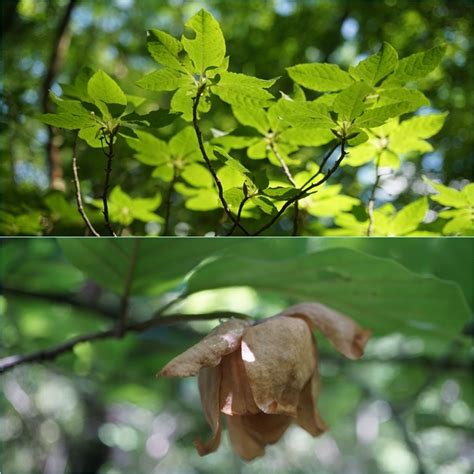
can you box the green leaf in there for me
[287,63,354,92]
[87,70,127,107]
[136,68,191,91]
[231,105,269,134]
[350,42,398,86]
[389,197,428,235]
[170,86,196,121]
[186,248,470,339]
[181,9,226,75]
[126,131,170,166]
[181,162,213,188]
[276,98,334,129]
[377,87,429,111]
[279,127,334,147]
[169,126,199,158]
[390,113,447,154]
[90,186,161,227]
[423,177,470,209]
[385,44,446,84]
[78,125,103,148]
[354,101,412,128]
[333,82,373,121]
[147,28,184,69]
[213,72,276,108]
[60,239,234,296]
[38,113,96,130]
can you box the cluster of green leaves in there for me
[35,8,471,236]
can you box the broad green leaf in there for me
[287,63,354,91]
[60,239,235,296]
[211,134,259,150]
[181,162,213,188]
[232,105,269,134]
[276,98,334,129]
[122,109,178,129]
[305,185,359,217]
[389,197,428,235]
[78,125,103,148]
[423,177,470,208]
[390,113,447,154]
[88,70,127,107]
[213,72,276,108]
[378,149,400,169]
[147,29,184,69]
[126,131,170,166]
[136,68,191,91]
[342,142,376,167]
[350,42,398,85]
[377,87,429,110]
[385,44,446,84]
[181,9,225,75]
[354,101,412,128]
[170,86,196,121]
[280,127,334,147]
[186,248,470,339]
[463,183,474,206]
[250,195,276,215]
[90,186,161,227]
[38,113,96,130]
[442,214,474,235]
[170,126,199,158]
[333,82,373,121]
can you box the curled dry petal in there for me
[195,366,221,456]
[158,319,250,377]
[296,372,328,436]
[219,349,260,416]
[227,413,292,461]
[241,316,316,416]
[278,302,372,360]
[226,415,265,461]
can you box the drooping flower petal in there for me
[158,319,250,377]
[226,415,265,461]
[194,365,222,456]
[239,412,292,445]
[219,349,260,416]
[296,372,328,436]
[279,303,372,360]
[241,316,316,416]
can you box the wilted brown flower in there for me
[158,302,372,461]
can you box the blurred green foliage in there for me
[0,238,472,473]
[0,0,472,235]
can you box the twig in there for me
[253,139,347,235]
[367,154,381,236]
[0,310,251,375]
[191,84,249,235]
[116,240,140,337]
[42,0,78,190]
[162,166,177,236]
[269,140,299,236]
[100,133,117,236]
[71,133,100,236]
[226,195,251,236]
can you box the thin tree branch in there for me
[192,84,249,235]
[162,166,177,235]
[226,194,251,236]
[72,133,100,236]
[116,241,140,337]
[0,310,250,375]
[42,0,78,190]
[253,139,347,235]
[100,133,117,236]
[367,154,381,236]
[269,140,300,236]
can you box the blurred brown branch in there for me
[0,308,250,375]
